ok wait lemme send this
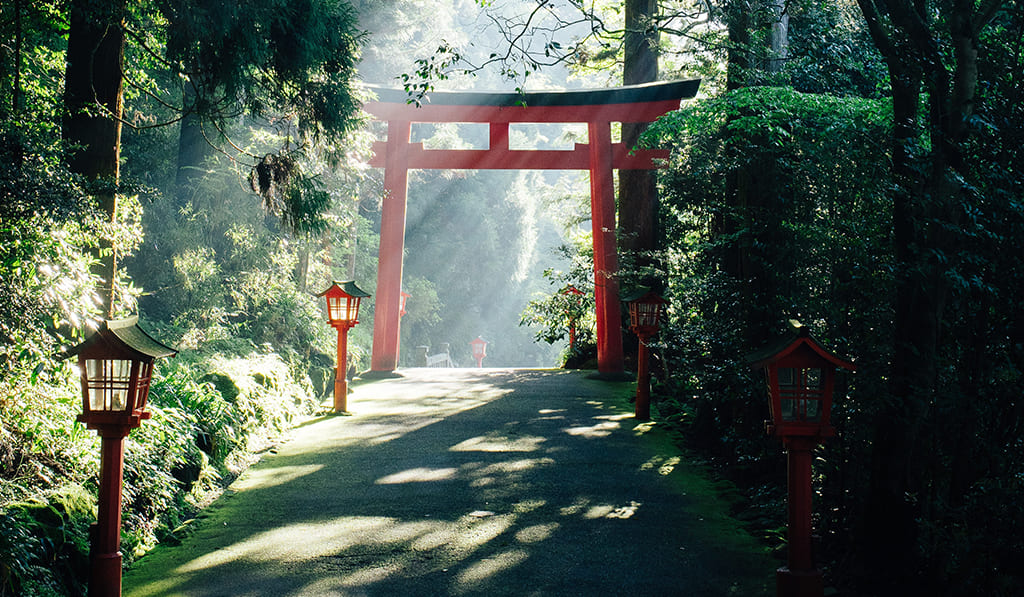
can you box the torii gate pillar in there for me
[370,120,411,373]
[363,80,700,375]
[588,121,624,374]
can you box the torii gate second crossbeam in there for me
[363,79,700,375]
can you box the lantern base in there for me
[88,548,123,597]
[777,566,823,597]
[77,413,146,434]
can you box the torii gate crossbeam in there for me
[363,80,700,375]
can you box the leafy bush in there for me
[647,86,895,578]
[519,243,597,368]
[0,491,93,597]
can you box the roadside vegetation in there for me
[3,1,1023,596]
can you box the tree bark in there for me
[854,0,996,591]
[768,0,789,72]
[618,0,660,285]
[725,0,751,91]
[62,0,126,318]
[175,84,216,210]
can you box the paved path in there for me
[123,368,772,596]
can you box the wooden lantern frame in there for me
[67,316,176,430]
[623,289,668,339]
[749,321,855,438]
[319,280,371,330]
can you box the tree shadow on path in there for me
[123,368,773,596]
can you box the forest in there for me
[1,0,1022,595]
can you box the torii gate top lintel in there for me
[365,79,700,171]
[363,79,700,123]
[367,79,700,376]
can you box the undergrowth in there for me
[0,345,324,596]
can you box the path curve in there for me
[123,368,772,596]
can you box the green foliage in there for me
[155,0,366,149]
[0,121,101,359]
[647,84,896,575]
[519,243,597,367]
[401,42,464,105]
[0,497,92,597]
[400,168,570,367]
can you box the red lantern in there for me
[320,280,370,330]
[622,288,668,421]
[68,316,177,431]
[562,285,585,352]
[399,291,411,318]
[470,336,488,368]
[623,289,668,339]
[319,281,371,412]
[749,321,855,597]
[65,316,176,597]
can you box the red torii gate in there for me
[363,79,700,375]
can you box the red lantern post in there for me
[562,285,585,353]
[470,336,488,368]
[319,281,371,412]
[749,321,855,597]
[399,291,411,318]
[623,289,668,421]
[66,317,176,597]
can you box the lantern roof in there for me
[621,287,668,304]
[747,320,855,371]
[66,316,177,361]
[318,280,372,299]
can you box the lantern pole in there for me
[91,427,130,597]
[623,289,667,421]
[318,281,370,413]
[334,324,350,412]
[635,334,652,420]
[66,316,176,597]
[779,436,821,596]
[748,321,855,597]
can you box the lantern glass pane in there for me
[86,359,133,412]
[806,398,820,420]
[639,303,658,327]
[135,361,154,411]
[327,297,343,322]
[777,367,824,423]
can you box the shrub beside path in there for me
[123,368,774,596]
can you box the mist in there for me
[353,1,597,367]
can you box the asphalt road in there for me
[122,368,773,596]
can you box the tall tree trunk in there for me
[295,247,309,292]
[767,0,789,72]
[175,84,216,210]
[725,0,751,91]
[720,0,777,345]
[62,0,126,318]
[862,58,928,590]
[855,1,997,591]
[618,0,659,286]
